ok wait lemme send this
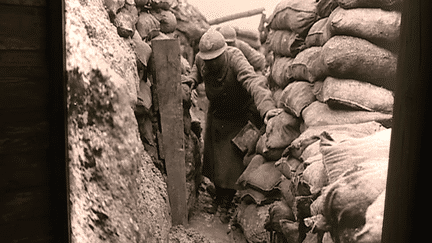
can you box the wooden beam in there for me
[382,0,432,242]
[208,7,265,26]
[151,38,188,226]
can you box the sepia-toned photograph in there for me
[2,0,426,242]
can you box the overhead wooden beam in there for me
[151,38,188,226]
[208,7,265,25]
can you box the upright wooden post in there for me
[151,38,188,226]
[382,0,432,242]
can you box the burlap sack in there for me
[287,121,386,160]
[235,202,271,243]
[317,0,339,18]
[277,81,317,117]
[136,12,160,40]
[268,0,319,36]
[288,47,329,82]
[319,130,390,240]
[256,133,285,161]
[301,101,393,128]
[302,154,328,194]
[151,10,177,34]
[321,35,398,91]
[354,190,386,243]
[114,4,138,38]
[270,56,295,89]
[305,18,331,48]
[267,30,306,57]
[320,76,394,113]
[336,0,403,10]
[328,7,401,47]
[265,111,301,149]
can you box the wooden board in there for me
[151,38,188,226]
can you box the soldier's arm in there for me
[230,47,276,118]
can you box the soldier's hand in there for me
[264,108,284,124]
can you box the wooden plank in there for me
[382,1,431,242]
[0,4,46,50]
[0,118,49,154]
[1,217,53,243]
[0,151,48,192]
[0,66,49,78]
[0,107,48,124]
[151,38,188,226]
[208,7,265,25]
[0,50,46,67]
[0,187,51,224]
[0,0,46,6]
[0,77,49,110]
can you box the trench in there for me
[67,0,399,242]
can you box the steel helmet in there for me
[197,30,227,60]
[218,25,237,43]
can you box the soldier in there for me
[218,25,266,74]
[185,29,283,223]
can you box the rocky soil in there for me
[66,0,171,242]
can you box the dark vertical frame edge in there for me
[46,0,70,242]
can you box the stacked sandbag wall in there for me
[249,0,402,242]
[103,0,211,215]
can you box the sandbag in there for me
[235,202,271,243]
[317,0,339,18]
[320,76,394,113]
[280,219,301,243]
[318,128,391,241]
[103,0,125,18]
[288,47,329,82]
[277,81,317,117]
[328,7,401,48]
[266,111,301,149]
[136,12,160,40]
[278,178,296,209]
[354,190,386,243]
[305,18,331,48]
[151,10,177,34]
[245,161,283,192]
[114,4,138,38]
[268,0,319,36]
[310,194,325,216]
[320,128,391,184]
[132,30,152,66]
[301,101,393,128]
[312,80,324,101]
[266,200,296,233]
[267,30,306,57]
[272,88,283,105]
[321,161,388,241]
[270,56,295,89]
[150,0,177,10]
[302,154,328,195]
[275,156,302,180]
[321,36,398,91]
[336,0,403,10]
[238,187,281,205]
[256,133,285,161]
[236,154,266,189]
[288,121,386,160]
[135,0,149,7]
